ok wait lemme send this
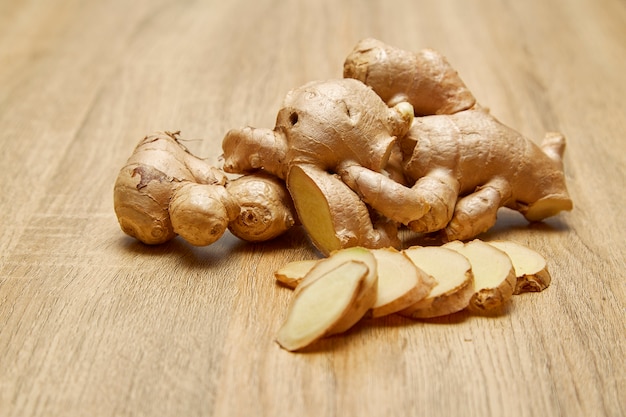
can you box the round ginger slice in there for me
[487,240,551,294]
[276,260,369,351]
[369,248,435,318]
[274,259,317,289]
[444,240,517,312]
[297,247,378,335]
[399,246,474,319]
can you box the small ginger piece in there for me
[274,259,318,289]
[487,241,551,294]
[276,247,378,351]
[169,183,238,246]
[114,132,297,247]
[444,240,517,312]
[113,131,229,245]
[369,248,435,318]
[226,173,297,242]
[399,246,474,319]
[343,38,476,116]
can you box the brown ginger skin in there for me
[114,131,296,246]
[226,173,297,242]
[343,38,476,116]
[340,38,572,242]
[223,39,573,251]
[222,78,414,254]
[341,107,573,241]
[113,131,234,245]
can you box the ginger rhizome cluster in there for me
[220,38,572,255]
[114,39,572,256]
[113,131,296,247]
[112,39,573,353]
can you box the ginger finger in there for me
[344,38,476,115]
[226,173,297,242]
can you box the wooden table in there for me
[1,0,624,416]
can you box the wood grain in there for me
[1,0,624,416]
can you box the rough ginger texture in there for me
[223,78,413,254]
[221,39,572,253]
[341,39,573,241]
[114,131,296,246]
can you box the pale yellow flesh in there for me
[444,240,516,311]
[298,247,377,291]
[487,240,551,293]
[274,259,317,289]
[370,248,433,317]
[403,247,471,298]
[445,240,514,291]
[400,246,474,318]
[287,165,341,254]
[487,241,547,277]
[276,261,368,351]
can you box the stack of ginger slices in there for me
[274,239,551,352]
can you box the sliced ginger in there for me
[487,240,551,294]
[276,260,369,351]
[274,240,552,351]
[274,248,435,318]
[276,247,378,351]
[444,240,517,312]
[369,248,435,318]
[399,246,474,319]
[274,259,318,289]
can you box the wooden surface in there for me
[1,0,625,416]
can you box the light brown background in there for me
[1,0,624,416]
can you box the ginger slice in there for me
[399,246,474,318]
[369,248,435,318]
[487,240,551,294]
[444,240,516,312]
[281,247,378,338]
[274,259,317,289]
[276,260,369,351]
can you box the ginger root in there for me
[343,38,476,116]
[114,131,296,246]
[222,39,572,254]
[339,39,573,243]
[223,78,413,255]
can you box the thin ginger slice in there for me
[274,259,318,289]
[276,260,369,351]
[399,246,474,319]
[289,247,378,336]
[369,248,435,318]
[487,240,551,294]
[444,240,516,312]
